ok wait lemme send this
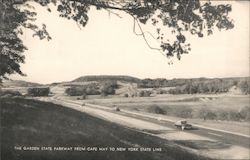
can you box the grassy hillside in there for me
[0,98,210,160]
[72,75,140,83]
[1,80,43,88]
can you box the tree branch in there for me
[132,16,165,56]
[105,9,122,18]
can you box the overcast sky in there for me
[11,1,249,84]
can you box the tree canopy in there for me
[0,0,234,81]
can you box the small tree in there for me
[175,107,193,118]
[27,87,50,97]
[148,105,166,115]
[100,81,117,96]
[138,90,151,97]
[124,93,129,97]
[82,92,87,99]
[238,81,250,94]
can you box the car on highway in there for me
[174,120,192,130]
[114,107,120,112]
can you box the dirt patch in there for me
[142,130,169,135]
[174,140,230,150]
[159,131,214,141]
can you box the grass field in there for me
[75,94,249,118]
[72,94,250,134]
[0,98,211,160]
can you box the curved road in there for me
[39,96,250,159]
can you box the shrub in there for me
[206,111,217,120]
[0,90,22,97]
[198,108,217,120]
[174,107,193,118]
[82,93,87,99]
[85,85,100,95]
[239,106,250,121]
[228,111,243,121]
[156,89,168,94]
[238,81,250,94]
[65,87,83,96]
[27,87,50,97]
[148,105,166,115]
[216,111,229,121]
[65,85,100,96]
[138,90,151,97]
[100,81,118,96]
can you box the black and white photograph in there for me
[0,0,249,160]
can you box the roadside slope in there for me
[0,98,210,160]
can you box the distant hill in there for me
[71,75,249,89]
[72,75,141,83]
[2,76,248,95]
[1,80,43,88]
[70,75,249,95]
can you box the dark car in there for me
[174,120,192,130]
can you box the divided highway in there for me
[39,96,250,159]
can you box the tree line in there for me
[168,80,249,94]
[65,81,118,97]
[138,77,249,94]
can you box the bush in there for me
[148,105,166,115]
[238,81,250,94]
[82,93,87,99]
[216,111,229,121]
[124,93,129,97]
[0,90,22,97]
[228,111,243,121]
[198,108,217,120]
[65,87,83,96]
[156,89,168,94]
[206,111,217,120]
[239,106,250,121]
[174,107,193,118]
[100,81,118,96]
[65,85,100,96]
[198,107,250,121]
[138,90,151,97]
[27,87,50,97]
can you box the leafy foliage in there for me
[138,77,249,95]
[238,80,250,94]
[0,89,22,97]
[147,105,166,115]
[100,81,118,96]
[125,0,234,60]
[168,79,250,94]
[0,0,234,80]
[0,0,51,82]
[138,90,152,97]
[27,87,50,96]
[65,83,100,96]
[65,81,118,96]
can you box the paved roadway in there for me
[47,96,250,149]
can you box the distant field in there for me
[78,94,249,112]
[76,94,250,122]
[71,94,249,134]
[0,98,210,160]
